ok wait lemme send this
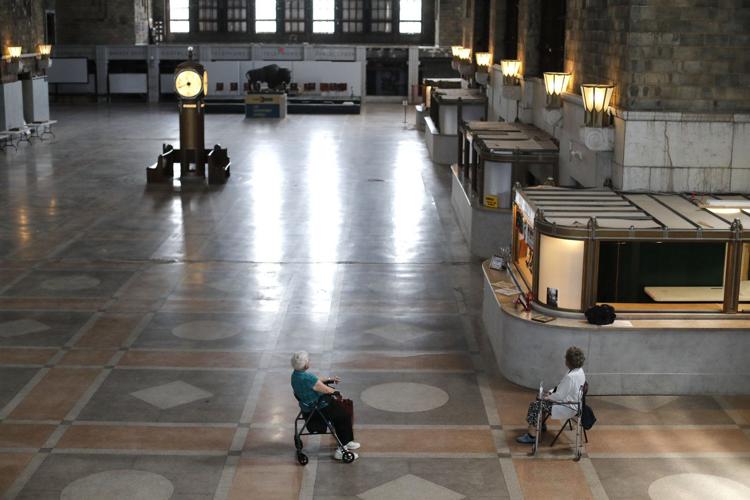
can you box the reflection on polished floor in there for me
[0,104,749,499]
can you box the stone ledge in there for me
[611,107,749,123]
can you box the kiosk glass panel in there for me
[597,241,727,311]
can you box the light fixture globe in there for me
[38,44,52,57]
[500,59,521,85]
[581,83,615,127]
[543,72,571,108]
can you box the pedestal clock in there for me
[146,47,230,185]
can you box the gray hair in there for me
[291,351,309,371]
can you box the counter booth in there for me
[481,186,750,395]
[415,78,463,132]
[512,187,750,313]
[422,78,463,109]
[450,120,558,259]
[424,89,487,165]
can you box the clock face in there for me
[175,69,203,99]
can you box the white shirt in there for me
[548,367,586,421]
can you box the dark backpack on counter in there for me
[585,304,616,325]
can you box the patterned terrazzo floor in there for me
[0,103,748,499]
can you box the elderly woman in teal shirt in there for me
[291,351,360,461]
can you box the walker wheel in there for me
[297,452,308,465]
[342,451,355,464]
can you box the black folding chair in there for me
[530,383,587,461]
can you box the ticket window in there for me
[537,235,584,310]
[740,243,750,312]
[597,241,727,312]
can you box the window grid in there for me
[342,0,363,33]
[227,0,248,32]
[371,0,392,33]
[313,0,335,33]
[169,0,190,33]
[198,0,219,31]
[256,0,277,32]
[399,0,420,33]
[284,0,305,33]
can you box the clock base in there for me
[147,143,231,185]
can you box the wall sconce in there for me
[451,46,462,70]
[474,53,491,85]
[500,59,521,85]
[37,44,53,70]
[7,46,22,61]
[475,52,492,70]
[457,48,474,79]
[581,83,615,127]
[543,72,571,108]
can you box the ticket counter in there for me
[482,187,750,394]
[512,187,750,314]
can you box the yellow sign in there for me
[245,94,285,105]
[484,195,499,208]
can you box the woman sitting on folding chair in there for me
[290,351,360,460]
[516,346,586,444]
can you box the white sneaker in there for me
[345,441,361,450]
[333,448,359,461]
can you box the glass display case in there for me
[421,77,462,108]
[457,120,531,196]
[472,125,558,209]
[429,88,486,135]
[512,187,750,313]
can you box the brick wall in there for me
[624,0,750,112]
[461,0,473,47]
[564,0,630,108]
[135,0,151,45]
[517,0,540,76]
[56,0,149,45]
[488,0,505,61]
[438,0,464,46]
[0,0,46,56]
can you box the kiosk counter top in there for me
[463,121,524,131]
[475,130,558,157]
[484,261,750,330]
[423,77,463,87]
[644,282,750,302]
[431,88,487,104]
